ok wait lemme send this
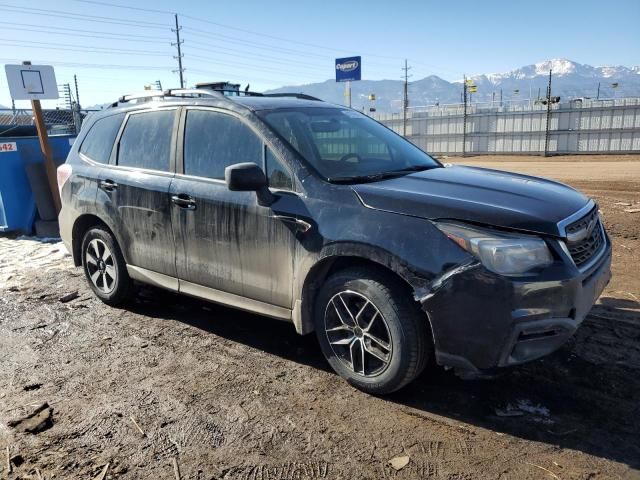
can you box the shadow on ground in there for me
[126,285,640,470]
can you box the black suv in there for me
[57,88,612,394]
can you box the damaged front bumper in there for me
[421,240,612,379]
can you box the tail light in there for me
[57,164,73,196]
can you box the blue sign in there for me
[335,56,361,82]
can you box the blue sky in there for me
[1,0,639,108]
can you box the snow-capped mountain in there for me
[266,59,640,112]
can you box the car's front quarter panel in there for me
[292,183,475,333]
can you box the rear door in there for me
[96,107,178,278]
[171,107,300,309]
[75,111,126,215]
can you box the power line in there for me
[0,58,173,71]
[1,26,167,44]
[182,26,394,69]
[185,39,331,70]
[4,22,170,41]
[65,0,404,61]
[71,0,173,15]
[0,41,170,57]
[181,14,400,61]
[0,38,170,55]
[184,53,323,80]
[182,27,331,60]
[0,3,168,29]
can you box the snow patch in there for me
[535,58,576,76]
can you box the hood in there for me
[352,165,590,237]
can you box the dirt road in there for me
[1,155,639,479]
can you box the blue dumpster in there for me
[0,129,75,233]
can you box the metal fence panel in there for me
[373,98,640,155]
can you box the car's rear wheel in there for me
[81,227,133,306]
[314,267,430,394]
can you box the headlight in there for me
[435,222,553,276]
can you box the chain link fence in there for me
[0,107,99,136]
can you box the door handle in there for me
[271,215,312,233]
[171,194,197,210]
[99,179,118,191]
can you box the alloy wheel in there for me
[85,238,117,294]
[324,290,393,377]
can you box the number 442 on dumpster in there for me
[0,142,17,152]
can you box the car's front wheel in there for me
[81,227,133,306]
[314,267,430,394]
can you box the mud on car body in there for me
[57,87,612,394]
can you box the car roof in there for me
[231,96,337,111]
[103,89,342,115]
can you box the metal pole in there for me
[462,76,467,157]
[544,69,552,157]
[345,81,351,108]
[73,74,80,109]
[173,14,185,88]
[596,82,600,100]
[403,59,408,136]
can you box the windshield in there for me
[259,107,441,182]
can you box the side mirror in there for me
[224,162,275,206]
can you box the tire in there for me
[314,267,430,394]
[81,226,134,306]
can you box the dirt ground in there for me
[0,155,639,480]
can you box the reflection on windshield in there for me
[260,107,441,182]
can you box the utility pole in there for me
[462,76,468,157]
[596,82,600,100]
[401,59,411,137]
[544,69,552,157]
[172,13,185,88]
[73,74,81,109]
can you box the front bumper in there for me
[422,239,612,378]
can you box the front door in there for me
[97,108,178,277]
[171,108,300,309]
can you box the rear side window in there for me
[79,113,124,163]
[184,110,262,180]
[117,110,175,171]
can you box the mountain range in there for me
[266,59,640,112]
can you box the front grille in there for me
[565,208,605,268]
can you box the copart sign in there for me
[335,56,361,82]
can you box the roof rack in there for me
[108,88,223,108]
[163,88,222,98]
[108,88,323,108]
[261,93,322,101]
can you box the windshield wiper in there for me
[329,165,435,184]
